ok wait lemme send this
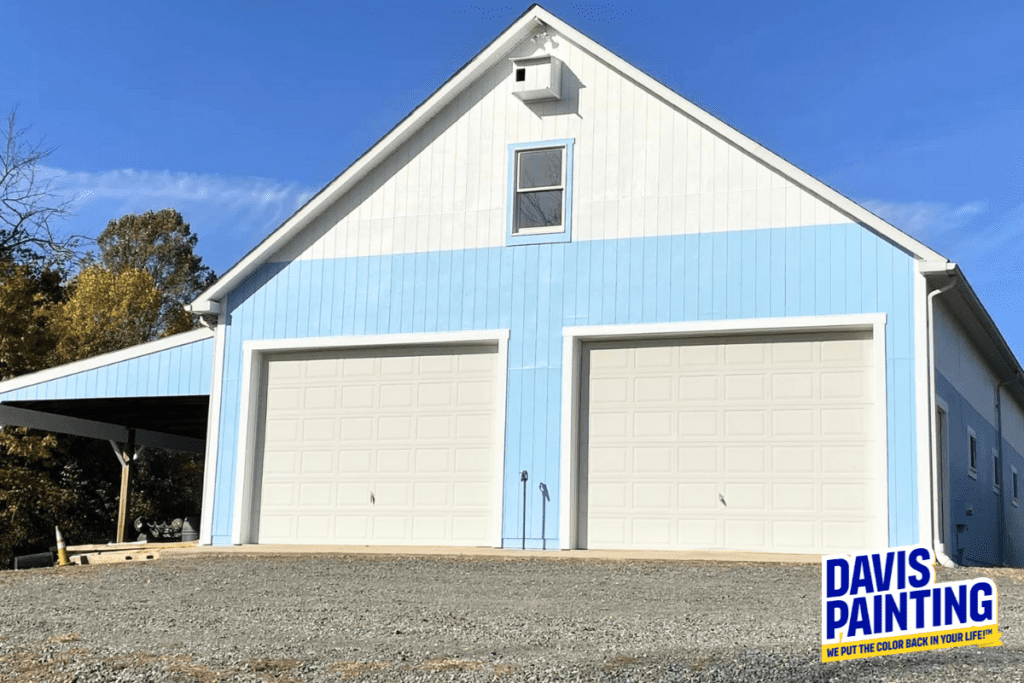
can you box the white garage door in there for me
[581,331,880,553]
[257,345,498,545]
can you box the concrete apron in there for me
[163,544,821,564]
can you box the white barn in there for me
[1,6,1021,565]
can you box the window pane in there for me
[518,149,562,189]
[516,190,563,230]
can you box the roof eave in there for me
[190,8,547,311]
[193,4,951,311]
[921,262,1024,405]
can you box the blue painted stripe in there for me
[207,224,920,549]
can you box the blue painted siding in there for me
[209,223,919,548]
[936,372,1024,566]
[0,336,214,403]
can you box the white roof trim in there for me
[191,4,945,312]
[0,327,214,396]
[190,8,545,312]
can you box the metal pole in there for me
[520,470,528,549]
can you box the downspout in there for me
[927,274,958,568]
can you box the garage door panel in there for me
[678,519,718,547]
[724,446,765,473]
[679,375,718,401]
[298,482,332,507]
[258,345,498,546]
[772,445,815,473]
[583,332,880,553]
[773,520,816,549]
[678,446,718,472]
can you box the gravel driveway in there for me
[1,554,1022,682]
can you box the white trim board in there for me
[0,328,214,396]
[190,6,945,314]
[230,329,511,547]
[558,314,890,551]
[199,313,229,545]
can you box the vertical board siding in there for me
[0,337,215,403]
[211,223,919,548]
[269,29,852,267]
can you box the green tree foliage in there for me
[51,266,162,364]
[0,257,63,379]
[93,209,217,336]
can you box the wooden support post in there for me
[115,429,135,544]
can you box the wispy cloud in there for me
[39,167,318,272]
[860,198,986,241]
[44,166,315,217]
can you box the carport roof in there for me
[0,329,214,452]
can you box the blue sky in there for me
[3,1,1022,356]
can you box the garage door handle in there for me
[719,493,727,507]
[370,492,375,505]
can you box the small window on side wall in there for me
[968,427,978,479]
[507,139,574,246]
[1012,467,1019,507]
[993,447,1002,495]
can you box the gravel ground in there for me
[1,554,1023,682]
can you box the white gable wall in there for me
[272,29,850,264]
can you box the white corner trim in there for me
[0,328,214,396]
[199,313,228,545]
[230,330,511,546]
[914,268,932,546]
[558,313,889,551]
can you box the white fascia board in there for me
[190,10,544,312]
[0,328,215,397]
[532,7,946,264]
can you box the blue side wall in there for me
[936,372,1024,566]
[209,223,919,547]
[0,336,214,402]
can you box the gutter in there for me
[925,265,958,568]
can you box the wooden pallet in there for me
[67,541,196,565]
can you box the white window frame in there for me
[513,145,566,235]
[506,138,574,246]
[968,427,978,479]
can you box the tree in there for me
[0,109,78,263]
[93,209,217,337]
[0,256,63,380]
[51,266,162,364]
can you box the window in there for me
[1013,467,1019,507]
[993,447,1001,494]
[968,428,978,479]
[506,139,574,246]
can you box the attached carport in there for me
[0,329,214,542]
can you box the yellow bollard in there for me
[55,526,70,567]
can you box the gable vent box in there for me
[511,55,562,102]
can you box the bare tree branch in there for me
[0,108,83,264]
